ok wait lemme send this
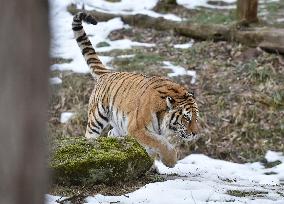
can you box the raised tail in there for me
[72,12,110,78]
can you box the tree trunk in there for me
[237,0,258,23]
[0,0,49,204]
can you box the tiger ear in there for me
[166,96,175,110]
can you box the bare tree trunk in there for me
[0,0,49,204]
[237,0,258,23]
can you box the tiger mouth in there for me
[180,133,200,141]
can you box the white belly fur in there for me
[109,108,128,136]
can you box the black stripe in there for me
[98,109,108,122]
[87,58,101,64]
[156,111,164,135]
[93,129,100,135]
[170,112,177,124]
[145,125,151,132]
[92,65,106,70]
[87,51,96,56]
[82,47,94,55]
[153,81,172,89]
[157,90,167,95]
[76,33,87,42]
[133,75,146,89]
[100,73,122,102]
[91,121,100,130]
[102,105,107,113]
[82,41,92,46]
[73,19,81,23]
[115,109,120,129]
[118,75,142,105]
[102,73,127,105]
[168,88,179,93]
[111,74,135,108]
[95,119,104,129]
[140,78,164,96]
[88,125,100,135]
[120,120,124,130]
[72,26,83,31]
[122,111,126,122]
[103,73,129,103]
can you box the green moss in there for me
[96,41,111,48]
[50,136,153,185]
[263,160,282,168]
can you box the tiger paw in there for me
[161,148,177,168]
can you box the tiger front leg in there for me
[129,129,177,167]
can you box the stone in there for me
[49,136,153,185]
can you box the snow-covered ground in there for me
[162,61,196,83]
[46,151,284,204]
[48,0,284,203]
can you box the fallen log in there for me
[68,4,284,55]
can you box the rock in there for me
[96,41,111,48]
[49,136,153,185]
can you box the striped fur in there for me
[72,12,199,167]
[72,12,111,77]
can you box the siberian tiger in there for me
[72,12,199,167]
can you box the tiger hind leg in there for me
[85,104,109,139]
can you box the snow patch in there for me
[265,151,284,163]
[60,112,74,123]
[277,18,284,22]
[117,54,135,58]
[174,40,194,49]
[162,61,196,83]
[49,77,62,85]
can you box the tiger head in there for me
[162,93,199,141]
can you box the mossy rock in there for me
[96,41,111,48]
[49,136,153,185]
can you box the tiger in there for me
[72,12,199,167]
